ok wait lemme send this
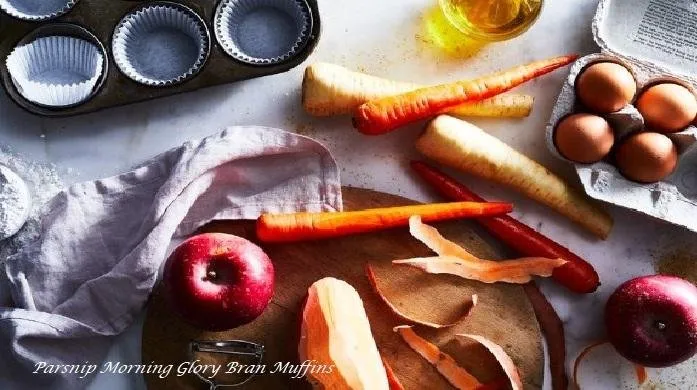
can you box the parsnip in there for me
[302,62,534,118]
[416,115,613,239]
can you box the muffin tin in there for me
[546,0,697,233]
[0,0,320,116]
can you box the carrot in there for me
[256,200,512,243]
[416,115,613,239]
[410,160,600,293]
[352,54,578,135]
[302,62,534,118]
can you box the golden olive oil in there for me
[439,0,543,42]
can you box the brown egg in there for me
[576,62,637,113]
[615,132,678,183]
[636,83,697,133]
[554,113,615,163]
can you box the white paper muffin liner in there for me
[0,0,78,21]
[112,4,210,87]
[6,36,104,107]
[214,0,311,65]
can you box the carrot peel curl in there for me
[394,325,524,390]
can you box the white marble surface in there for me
[1,0,696,389]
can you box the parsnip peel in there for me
[395,216,567,284]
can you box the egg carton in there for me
[546,0,697,233]
[0,0,320,116]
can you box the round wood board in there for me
[142,187,543,389]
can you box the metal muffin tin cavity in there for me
[0,0,320,116]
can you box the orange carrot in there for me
[256,201,513,243]
[353,54,578,135]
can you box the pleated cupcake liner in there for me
[0,0,78,21]
[214,0,311,65]
[6,35,104,107]
[112,3,210,87]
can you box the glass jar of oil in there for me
[439,0,543,42]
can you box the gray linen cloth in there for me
[0,126,342,390]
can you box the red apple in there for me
[605,275,697,367]
[163,233,275,331]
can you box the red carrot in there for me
[522,283,568,390]
[410,161,599,294]
[353,55,578,135]
[256,201,513,243]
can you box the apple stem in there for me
[206,270,217,281]
[655,321,667,331]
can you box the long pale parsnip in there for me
[302,63,534,118]
[415,115,613,239]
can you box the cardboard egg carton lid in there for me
[593,0,697,81]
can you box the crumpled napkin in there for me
[0,126,342,390]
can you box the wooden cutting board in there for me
[142,187,543,390]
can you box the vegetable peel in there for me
[394,325,482,389]
[522,283,568,390]
[366,264,478,328]
[396,216,568,284]
[394,325,524,390]
[573,341,651,389]
[572,340,609,390]
[456,334,524,390]
[410,160,600,294]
